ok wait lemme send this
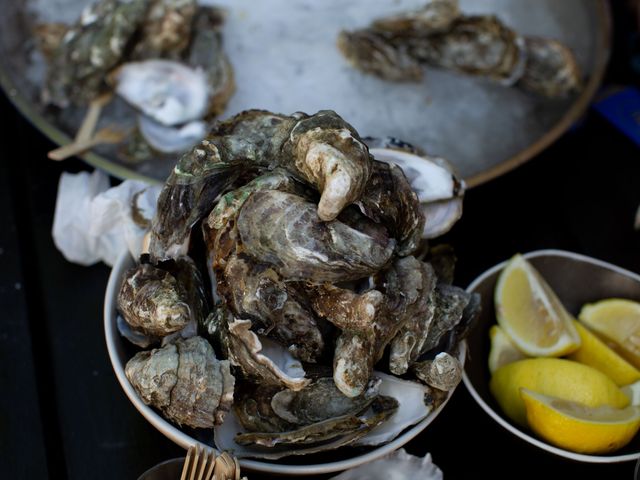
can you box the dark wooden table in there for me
[2,10,640,479]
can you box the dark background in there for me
[2,1,640,478]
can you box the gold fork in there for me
[179,445,241,480]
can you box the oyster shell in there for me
[113,59,210,126]
[330,449,443,480]
[235,396,398,448]
[387,260,437,375]
[131,0,197,60]
[237,190,395,283]
[138,115,206,153]
[225,317,310,391]
[219,254,326,363]
[311,256,435,397]
[339,1,581,98]
[356,160,425,256]
[412,352,462,391]
[44,0,150,107]
[370,147,465,239]
[215,372,434,460]
[419,283,471,354]
[117,261,191,337]
[125,336,234,428]
[517,37,582,98]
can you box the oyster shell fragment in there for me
[125,336,234,428]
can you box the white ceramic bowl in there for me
[462,249,640,464]
[105,251,466,475]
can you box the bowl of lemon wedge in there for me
[462,249,640,463]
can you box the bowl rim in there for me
[105,250,466,475]
[462,248,640,464]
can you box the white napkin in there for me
[52,170,161,266]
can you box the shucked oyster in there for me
[125,336,234,428]
[339,0,581,98]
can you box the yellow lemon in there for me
[490,358,630,426]
[521,388,640,454]
[579,298,640,369]
[568,320,640,386]
[495,254,580,357]
[488,325,528,374]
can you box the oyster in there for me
[237,190,395,282]
[339,0,581,98]
[517,37,582,98]
[420,283,471,354]
[224,317,310,391]
[356,160,425,256]
[311,256,435,397]
[188,6,236,118]
[125,336,234,428]
[217,254,326,363]
[370,146,465,239]
[117,261,191,337]
[387,260,437,375]
[149,110,375,260]
[44,0,150,107]
[412,351,462,391]
[235,396,398,448]
[117,255,207,338]
[131,0,197,60]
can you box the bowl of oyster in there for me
[104,109,479,475]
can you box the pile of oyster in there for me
[39,0,234,156]
[117,109,479,458]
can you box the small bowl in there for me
[105,251,465,476]
[462,249,640,463]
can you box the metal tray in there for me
[0,0,610,186]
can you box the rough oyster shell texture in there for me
[339,0,582,98]
[119,109,478,459]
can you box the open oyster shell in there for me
[214,372,434,459]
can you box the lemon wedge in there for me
[579,299,640,369]
[488,325,528,374]
[494,254,580,357]
[490,358,630,426]
[568,320,640,386]
[521,388,640,454]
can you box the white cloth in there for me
[52,170,161,266]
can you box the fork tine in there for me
[204,449,217,480]
[180,446,195,480]
[233,457,240,480]
[196,448,211,480]
[190,444,201,480]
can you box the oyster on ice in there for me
[44,0,150,107]
[125,336,235,428]
[339,0,582,98]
